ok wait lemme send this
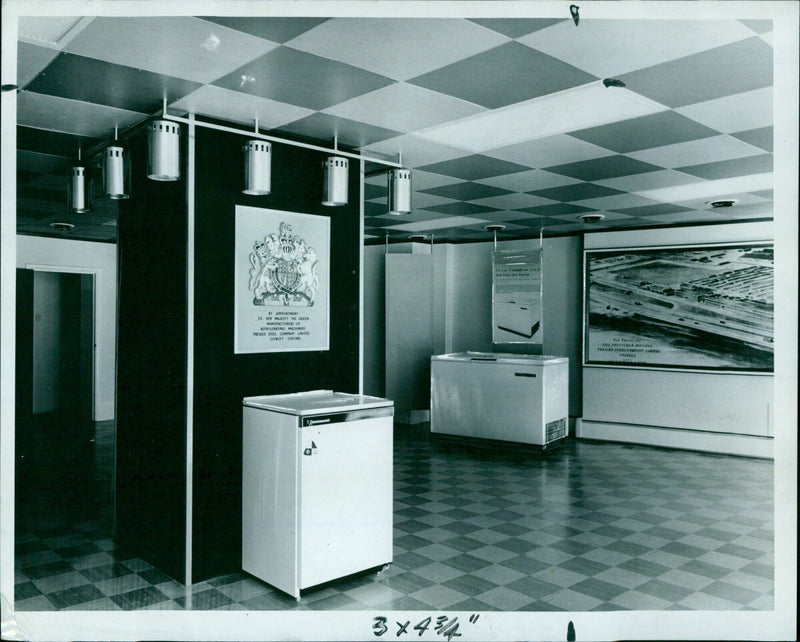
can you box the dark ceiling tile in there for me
[676,153,773,180]
[507,215,581,228]
[511,203,597,217]
[275,112,402,149]
[418,154,531,180]
[364,183,386,200]
[467,19,565,38]
[363,217,407,228]
[213,46,393,110]
[17,125,103,158]
[544,155,663,181]
[364,201,389,217]
[618,37,772,108]
[421,202,501,216]
[528,182,624,202]
[25,52,201,113]
[197,17,330,43]
[420,182,513,201]
[18,41,59,88]
[749,189,773,200]
[731,126,773,152]
[739,20,773,35]
[568,111,720,154]
[408,42,596,109]
[612,203,694,217]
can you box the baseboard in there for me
[575,418,773,459]
[395,409,430,425]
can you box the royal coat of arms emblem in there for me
[248,222,319,306]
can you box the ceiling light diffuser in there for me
[242,140,272,195]
[147,119,181,181]
[322,156,349,206]
[103,145,131,199]
[388,168,412,215]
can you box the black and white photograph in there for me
[0,1,796,641]
[584,243,774,371]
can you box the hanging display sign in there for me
[492,249,543,346]
[234,205,330,353]
[583,242,774,372]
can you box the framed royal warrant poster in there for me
[583,242,774,372]
[234,205,330,353]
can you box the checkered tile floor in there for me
[15,424,773,611]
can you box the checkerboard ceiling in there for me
[15,13,775,243]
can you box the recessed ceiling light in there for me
[484,224,506,232]
[580,213,606,224]
[706,198,739,208]
[50,222,75,232]
[408,234,427,241]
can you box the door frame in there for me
[24,263,98,422]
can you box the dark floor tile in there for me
[55,543,102,559]
[701,581,761,605]
[395,534,436,550]
[643,526,687,540]
[23,560,73,578]
[492,522,529,537]
[395,519,431,534]
[394,551,435,570]
[177,588,234,610]
[139,568,175,585]
[679,560,732,581]
[500,555,549,575]
[15,540,49,556]
[15,581,42,601]
[306,592,362,610]
[494,537,535,554]
[570,577,628,601]
[739,561,773,580]
[79,562,133,582]
[636,578,693,602]
[443,554,493,573]
[443,574,498,596]
[506,576,560,600]
[373,595,435,611]
[207,572,246,587]
[46,584,106,609]
[714,543,765,561]
[539,524,583,538]
[111,586,171,610]
[548,539,594,556]
[441,535,485,553]
[604,540,650,556]
[386,572,435,594]
[591,524,636,540]
[619,558,670,578]
[694,527,741,542]
[661,541,709,559]
[559,557,610,577]
[439,521,479,536]
[447,597,496,611]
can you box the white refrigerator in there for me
[242,390,394,599]
[431,352,569,448]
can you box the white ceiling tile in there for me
[675,87,772,133]
[18,91,146,137]
[169,85,314,130]
[362,135,470,168]
[476,169,582,192]
[485,134,612,168]
[471,193,557,210]
[65,17,278,84]
[391,215,492,232]
[646,211,728,224]
[286,18,509,81]
[417,83,668,153]
[635,172,773,202]
[17,42,59,87]
[627,135,767,168]
[675,192,773,211]
[551,210,635,222]
[575,194,663,211]
[18,16,94,49]
[596,169,706,193]
[405,170,465,191]
[407,192,458,209]
[520,19,756,78]
[323,83,486,133]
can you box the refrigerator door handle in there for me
[514,372,536,378]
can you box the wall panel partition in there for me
[191,127,361,581]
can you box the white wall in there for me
[580,221,774,456]
[17,236,117,420]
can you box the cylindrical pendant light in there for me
[322,156,349,206]
[103,144,131,199]
[147,119,181,181]
[243,140,272,195]
[68,148,92,213]
[387,167,412,215]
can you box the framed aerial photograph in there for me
[234,205,330,353]
[583,243,774,372]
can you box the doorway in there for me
[15,268,104,533]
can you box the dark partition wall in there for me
[191,127,361,581]
[115,131,188,582]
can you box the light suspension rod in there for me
[160,112,402,169]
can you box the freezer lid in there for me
[242,389,393,415]
[431,351,568,365]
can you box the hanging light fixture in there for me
[68,147,93,213]
[147,118,181,181]
[243,119,271,195]
[322,136,348,206]
[387,153,412,215]
[103,126,131,199]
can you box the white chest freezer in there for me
[242,390,393,599]
[431,352,569,447]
